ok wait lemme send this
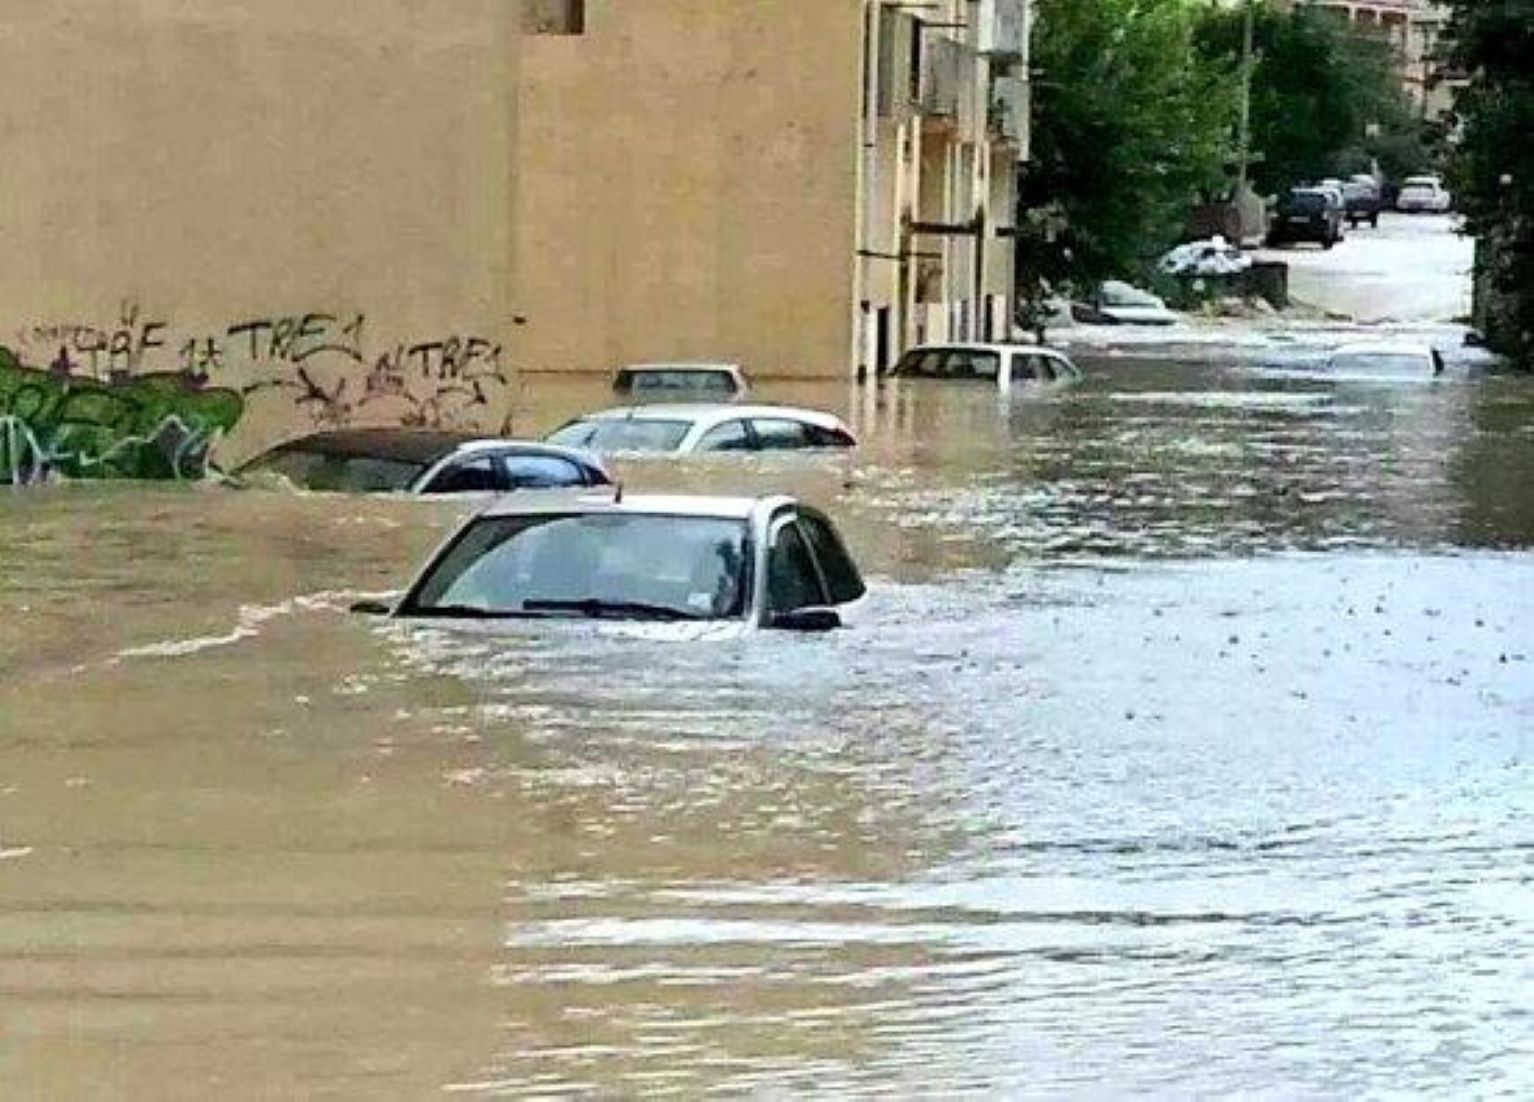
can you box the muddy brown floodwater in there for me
[2,358,1532,1097]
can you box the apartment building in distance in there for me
[1295,1,1455,119]
[517,0,1032,379]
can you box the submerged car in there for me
[1076,281,1181,326]
[236,429,610,495]
[613,362,749,401]
[372,492,866,631]
[1397,175,1452,214]
[891,342,1081,384]
[545,404,856,455]
[1267,187,1345,248]
[1326,342,1446,378]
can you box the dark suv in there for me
[1343,178,1382,228]
[1267,187,1345,249]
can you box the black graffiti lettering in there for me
[227,320,274,360]
[140,322,168,355]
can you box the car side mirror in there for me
[769,607,842,633]
[349,599,393,617]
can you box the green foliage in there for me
[1018,0,1237,294]
[1193,5,1428,194]
[1442,0,1533,361]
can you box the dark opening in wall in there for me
[526,0,585,36]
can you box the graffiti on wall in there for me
[0,346,244,482]
[4,302,513,482]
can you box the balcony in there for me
[976,0,1029,62]
[920,35,971,122]
[990,74,1030,156]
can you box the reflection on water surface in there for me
[2,359,1531,1096]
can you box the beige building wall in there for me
[0,0,521,462]
[513,0,865,379]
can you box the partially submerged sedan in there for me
[373,492,866,631]
[613,362,749,401]
[545,404,856,455]
[1326,342,1447,379]
[890,342,1081,385]
[236,429,610,495]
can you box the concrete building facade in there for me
[1297,0,1455,119]
[0,0,1029,470]
[516,0,1031,380]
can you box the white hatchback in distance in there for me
[1327,342,1447,379]
[1397,176,1453,213]
[546,404,856,455]
[891,342,1081,385]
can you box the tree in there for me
[1193,5,1427,195]
[1018,0,1235,300]
[1442,0,1533,361]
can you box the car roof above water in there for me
[269,428,489,465]
[473,489,791,523]
[574,403,847,428]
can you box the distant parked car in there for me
[236,429,610,495]
[613,362,749,402]
[1267,187,1346,249]
[1342,177,1383,228]
[546,404,856,455]
[891,342,1082,383]
[1397,175,1452,213]
[368,491,867,632]
[1327,342,1446,379]
[1077,281,1181,326]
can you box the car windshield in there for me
[240,448,427,492]
[1403,177,1438,188]
[403,513,751,621]
[621,369,738,396]
[1287,192,1326,213]
[546,418,693,453]
[1101,282,1163,308]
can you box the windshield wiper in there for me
[522,598,707,622]
[411,604,549,620]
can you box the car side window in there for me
[767,523,826,613]
[797,512,865,605]
[805,424,855,448]
[695,419,752,452]
[901,350,946,377]
[424,457,507,494]
[946,351,1000,379]
[750,419,811,450]
[503,454,587,489]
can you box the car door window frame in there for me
[423,454,510,495]
[765,514,830,615]
[695,418,753,453]
[747,418,813,451]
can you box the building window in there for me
[525,0,585,35]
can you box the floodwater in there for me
[2,357,1532,1097]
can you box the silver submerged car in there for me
[236,429,610,496]
[368,492,866,631]
[545,404,857,455]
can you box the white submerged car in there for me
[890,342,1081,385]
[612,362,749,401]
[1396,175,1453,214]
[363,492,867,632]
[1327,342,1447,379]
[546,404,856,455]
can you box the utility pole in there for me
[1235,0,1255,198]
